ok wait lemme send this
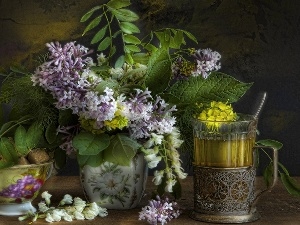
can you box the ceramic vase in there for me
[80,153,148,209]
[0,161,53,216]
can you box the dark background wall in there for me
[1,0,299,176]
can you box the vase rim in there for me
[3,160,53,170]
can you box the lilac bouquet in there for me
[31,41,188,194]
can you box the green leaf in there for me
[110,8,139,22]
[123,34,141,44]
[167,72,253,105]
[263,163,273,188]
[73,132,110,155]
[115,55,125,68]
[143,43,157,52]
[80,6,101,22]
[77,152,103,168]
[125,52,134,64]
[170,30,184,49]
[103,133,140,166]
[0,137,17,169]
[98,37,111,51]
[82,16,102,36]
[154,31,171,49]
[145,49,172,95]
[25,122,43,149]
[132,53,149,65]
[182,30,198,44]
[14,125,28,155]
[45,122,57,144]
[107,0,131,9]
[256,139,283,150]
[9,66,29,75]
[119,22,140,34]
[91,25,108,44]
[280,172,300,196]
[125,45,140,53]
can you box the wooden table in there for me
[1,176,300,225]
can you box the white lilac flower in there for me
[109,67,124,79]
[97,52,107,65]
[139,196,181,225]
[41,191,52,205]
[191,48,221,79]
[60,194,73,205]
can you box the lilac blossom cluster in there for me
[0,175,42,199]
[171,48,221,80]
[31,41,100,113]
[126,89,177,139]
[139,195,181,225]
[192,48,221,78]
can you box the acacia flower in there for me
[41,191,52,205]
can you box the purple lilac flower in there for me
[0,175,43,199]
[192,48,221,78]
[139,195,181,225]
[126,89,177,139]
[79,88,118,130]
[31,41,94,113]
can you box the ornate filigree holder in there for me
[191,114,278,223]
[190,166,259,223]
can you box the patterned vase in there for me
[0,161,53,216]
[80,153,148,209]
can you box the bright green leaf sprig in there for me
[257,139,300,197]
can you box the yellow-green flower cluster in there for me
[197,101,238,130]
[104,109,128,131]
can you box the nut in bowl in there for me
[0,161,53,216]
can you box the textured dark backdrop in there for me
[0,0,299,176]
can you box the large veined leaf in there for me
[103,133,140,166]
[167,72,253,105]
[145,49,172,95]
[73,132,110,156]
[25,122,43,149]
[0,137,17,169]
[14,125,28,155]
[77,152,103,168]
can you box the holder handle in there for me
[250,145,278,211]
